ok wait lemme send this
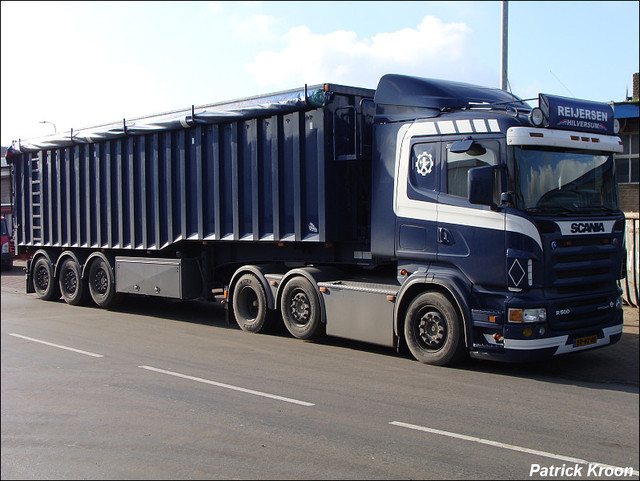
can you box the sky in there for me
[1,1,638,146]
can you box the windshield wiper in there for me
[525,205,577,215]
[594,206,619,214]
[526,205,619,216]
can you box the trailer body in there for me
[8,74,626,365]
[12,84,373,256]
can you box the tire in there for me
[87,257,121,308]
[58,257,89,306]
[32,256,60,301]
[404,291,467,366]
[232,273,272,333]
[280,276,324,340]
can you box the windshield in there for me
[512,146,618,214]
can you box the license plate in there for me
[574,334,597,348]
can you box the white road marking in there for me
[9,333,104,358]
[390,421,638,476]
[139,365,315,407]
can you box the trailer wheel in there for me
[58,258,89,306]
[404,291,466,366]
[33,256,60,301]
[280,276,324,340]
[233,273,272,333]
[87,257,121,308]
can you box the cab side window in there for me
[409,143,439,193]
[446,140,499,200]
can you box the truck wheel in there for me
[33,256,60,301]
[58,258,89,306]
[280,276,324,340]
[404,291,467,366]
[233,273,272,333]
[87,257,121,308]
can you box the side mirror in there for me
[468,165,498,209]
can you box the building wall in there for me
[615,76,640,306]
[0,146,9,212]
[619,184,639,214]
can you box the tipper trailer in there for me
[7,74,626,365]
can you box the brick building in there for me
[614,72,639,214]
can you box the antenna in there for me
[549,70,575,97]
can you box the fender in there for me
[394,266,473,348]
[26,249,57,294]
[82,251,116,281]
[53,250,86,279]
[276,266,343,325]
[30,249,56,269]
[228,264,283,310]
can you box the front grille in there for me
[547,238,618,296]
[539,224,622,331]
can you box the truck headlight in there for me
[529,107,544,127]
[1,242,8,253]
[508,308,547,323]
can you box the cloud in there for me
[1,57,174,144]
[244,15,487,89]
[209,2,224,14]
[234,14,279,38]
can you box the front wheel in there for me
[404,291,467,366]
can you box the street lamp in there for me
[39,120,57,133]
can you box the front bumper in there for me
[470,324,623,362]
[469,307,624,363]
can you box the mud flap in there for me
[25,259,35,294]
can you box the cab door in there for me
[437,137,506,287]
[394,135,442,262]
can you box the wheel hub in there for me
[290,292,310,324]
[418,311,446,348]
[238,286,259,320]
[93,269,108,294]
[36,266,49,290]
[62,270,77,294]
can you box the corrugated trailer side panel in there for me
[14,107,341,252]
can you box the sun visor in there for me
[538,94,615,135]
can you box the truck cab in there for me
[1,215,13,270]
[370,74,625,363]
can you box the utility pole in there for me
[501,1,508,91]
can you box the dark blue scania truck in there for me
[8,74,626,365]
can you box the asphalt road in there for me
[1,262,639,480]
